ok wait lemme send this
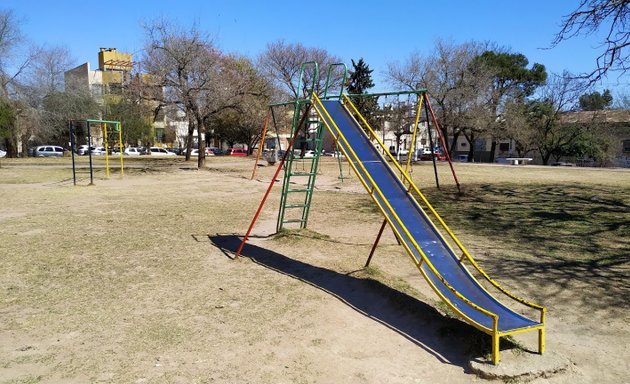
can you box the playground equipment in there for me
[69,119,124,185]
[250,62,347,231]
[238,62,545,365]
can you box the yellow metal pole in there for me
[539,308,546,354]
[118,122,124,177]
[103,123,110,178]
[251,109,271,180]
[403,94,424,174]
[492,318,500,365]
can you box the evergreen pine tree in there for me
[346,58,379,129]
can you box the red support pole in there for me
[365,219,388,268]
[424,96,461,192]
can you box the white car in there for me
[0,149,6,158]
[77,145,90,155]
[77,145,105,155]
[147,147,176,156]
[91,146,106,156]
[186,148,215,157]
[123,147,141,156]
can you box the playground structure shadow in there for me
[425,183,630,310]
[209,234,510,369]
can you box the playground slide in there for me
[313,97,544,360]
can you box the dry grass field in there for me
[0,156,628,383]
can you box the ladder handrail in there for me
[323,63,348,99]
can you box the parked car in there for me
[0,149,6,158]
[209,147,225,155]
[146,147,176,156]
[124,147,142,156]
[76,145,105,155]
[186,148,213,157]
[294,149,317,158]
[419,150,446,161]
[35,145,65,157]
[225,148,247,156]
[91,146,106,155]
[77,145,90,155]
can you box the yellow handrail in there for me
[403,93,424,174]
[342,94,545,313]
[312,94,498,329]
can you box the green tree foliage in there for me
[0,98,16,154]
[41,91,101,144]
[210,56,270,153]
[346,58,379,129]
[346,58,374,94]
[579,89,613,111]
[472,51,547,98]
[386,40,489,156]
[470,51,547,161]
[104,96,154,147]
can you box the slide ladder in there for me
[276,115,325,231]
[311,93,545,365]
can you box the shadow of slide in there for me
[209,234,493,369]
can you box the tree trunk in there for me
[197,117,206,168]
[441,126,449,152]
[20,132,30,158]
[4,130,18,158]
[185,114,195,161]
[449,131,460,157]
[489,140,497,163]
[540,150,551,165]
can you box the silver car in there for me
[35,146,65,157]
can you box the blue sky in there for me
[4,0,628,94]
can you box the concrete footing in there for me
[469,350,572,381]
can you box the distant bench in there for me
[505,157,533,165]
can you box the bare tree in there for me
[0,9,37,156]
[210,56,269,153]
[527,72,586,164]
[552,0,630,83]
[142,20,220,165]
[0,10,34,98]
[142,20,268,167]
[385,39,489,156]
[12,45,77,154]
[502,98,538,157]
[24,45,74,97]
[258,40,343,101]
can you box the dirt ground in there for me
[0,156,628,383]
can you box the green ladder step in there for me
[282,219,306,224]
[290,172,316,176]
[284,204,308,209]
[287,189,310,193]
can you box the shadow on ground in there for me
[425,183,630,310]
[209,234,523,370]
